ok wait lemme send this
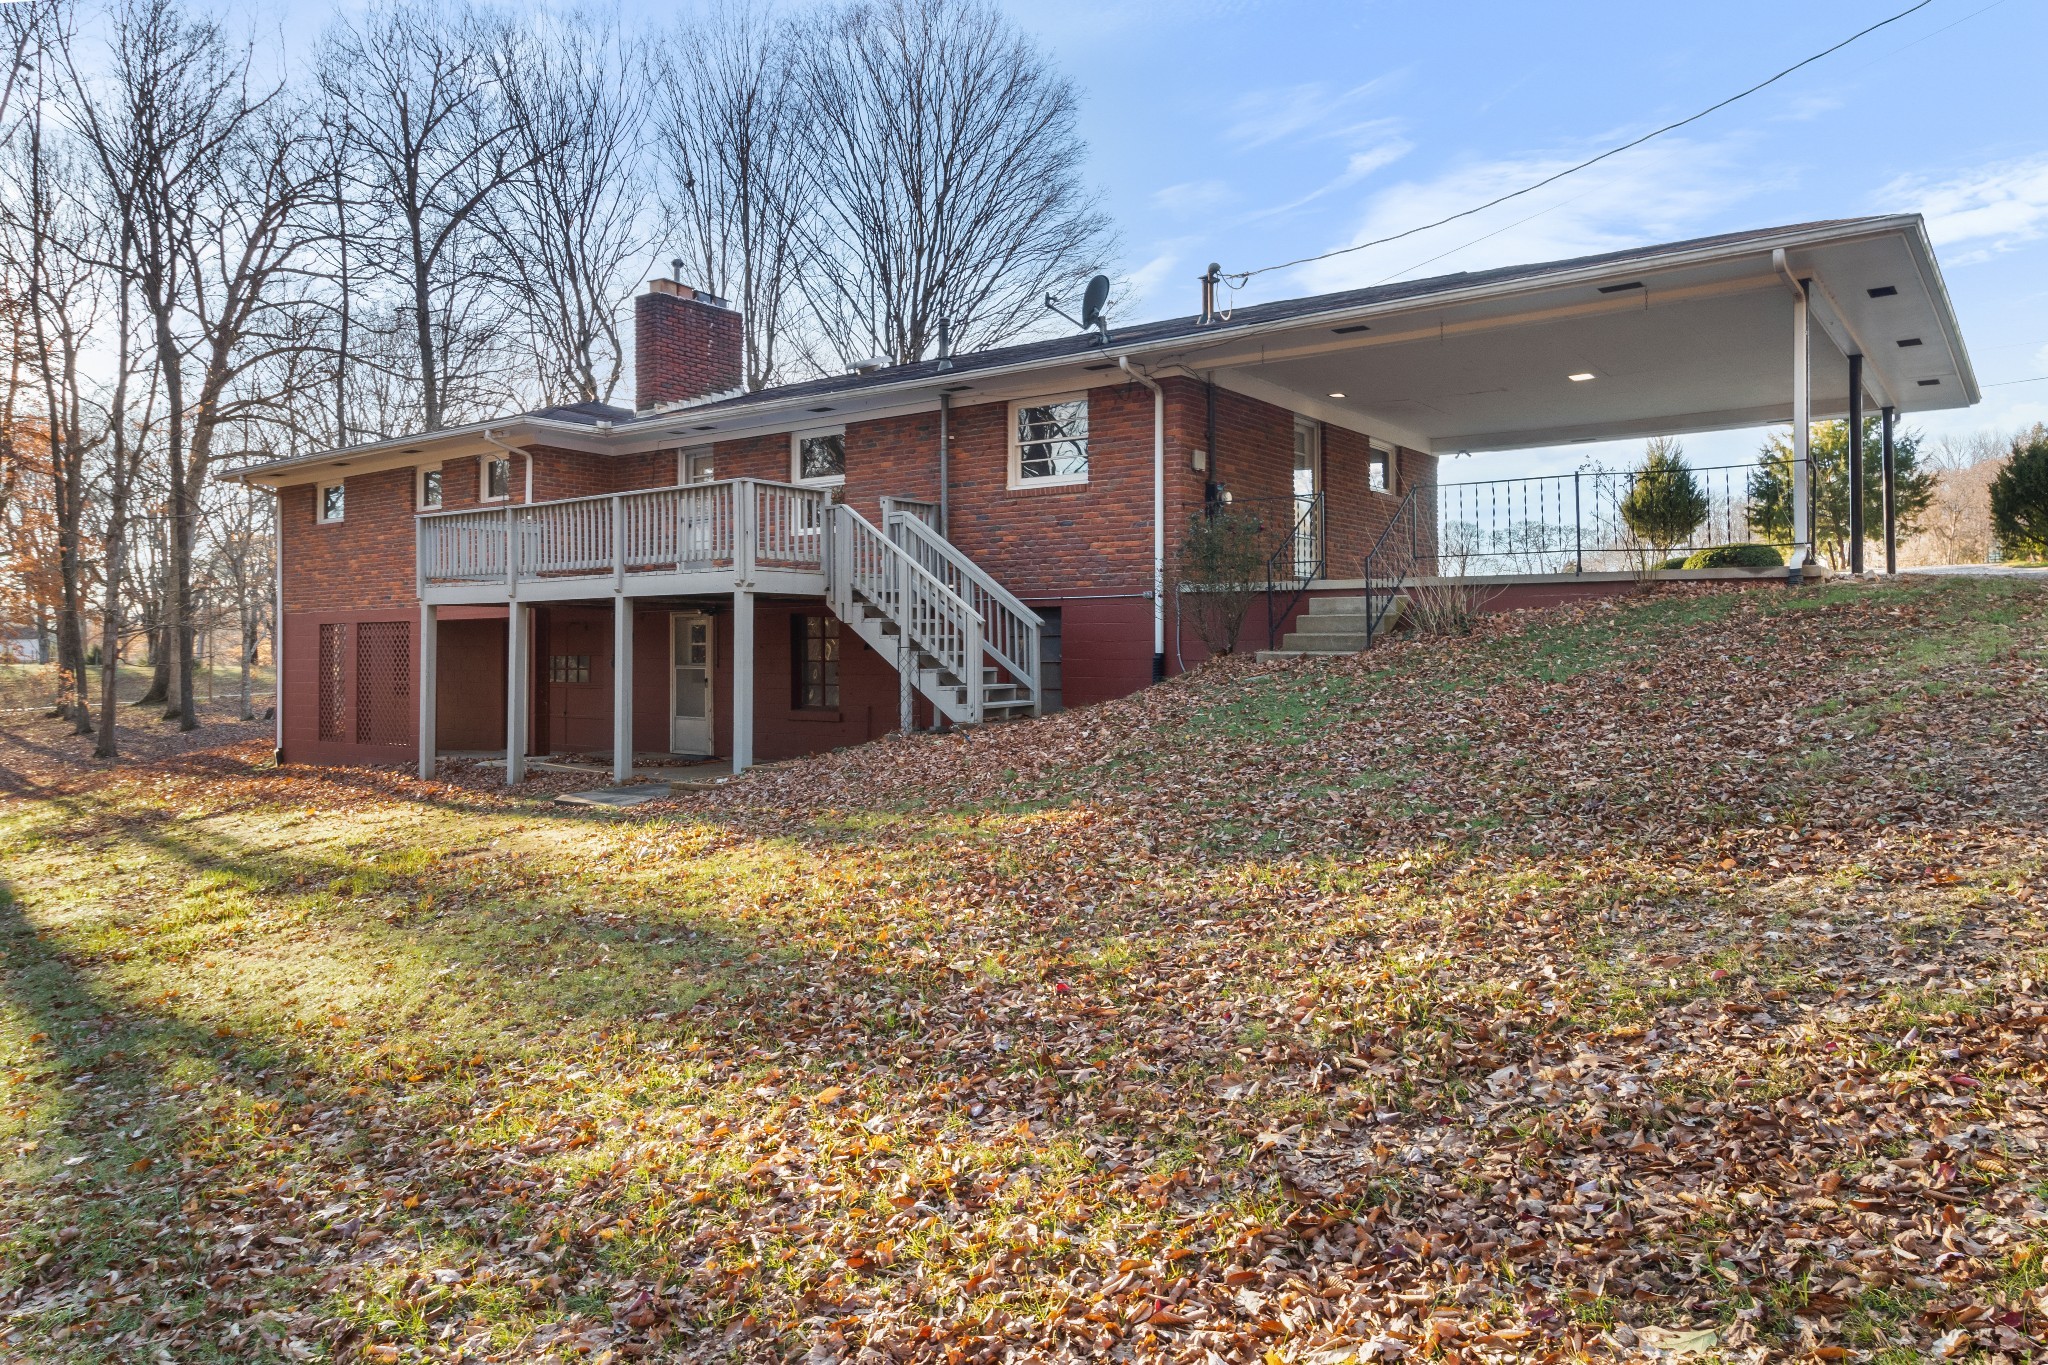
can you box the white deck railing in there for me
[886,509,1040,710]
[417,479,826,592]
[827,504,984,724]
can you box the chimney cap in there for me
[646,277,731,309]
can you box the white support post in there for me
[505,602,529,784]
[1791,282,1812,572]
[731,588,754,774]
[418,603,437,780]
[612,594,634,785]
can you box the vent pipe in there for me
[1199,263,1221,326]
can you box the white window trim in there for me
[679,444,715,485]
[416,464,443,511]
[790,427,846,487]
[317,480,346,524]
[480,456,513,503]
[1007,393,1091,490]
[1368,439,1394,495]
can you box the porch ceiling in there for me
[1191,219,1973,455]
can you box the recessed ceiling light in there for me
[1568,372,1596,382]
[1328,391,1346,399]
[1896,337,1923,348]
[1867,285,1898,298]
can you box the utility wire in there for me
[1222,0,1939,287]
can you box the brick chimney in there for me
[635,278,743,410]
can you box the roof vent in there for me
[1896,337,1923,347]
[847,356,890,375]
[1597,280,1645,294]
[1867,285,1898,298]
[1332,323,1371,335]
[1917,378,1941,387]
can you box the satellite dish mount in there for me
[1046,274,1113,345]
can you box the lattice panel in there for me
[318,623,348,741]
[353,621,413,747]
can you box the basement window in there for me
[318,481,345,523]
[792,428,846,485]
[1010,395,1089,487]
[792,614,840,710]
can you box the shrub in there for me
[1656,556,1688,571]
[1990,429,2048,561]
[1682,543,1785,570]
[1173,508,1269,655]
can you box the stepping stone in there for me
[554,784,672,809]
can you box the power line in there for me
[1984,375,2048,387]
[1222,0,1939,287]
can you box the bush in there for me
[1656,556,1687,570]
[1990,429,2048,561]
[1173,509,1269,655]
[1681,543,1785,570]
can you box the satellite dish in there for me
[1080,274,1112,332]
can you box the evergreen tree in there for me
[1749,418,1935,568]
[1619,437,1709,560]
[1989,425,2048,561]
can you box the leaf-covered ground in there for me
[2,578,2045,1364]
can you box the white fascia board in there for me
[225,418,616,486]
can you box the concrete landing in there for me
[555,784,673,809]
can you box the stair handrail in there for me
[828,504,985,724]
[1263,490,1326,650]
[884,509,1041,713]
[1359,482,1432,646]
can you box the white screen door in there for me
[670,613,714,755]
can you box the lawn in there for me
[1,578,2045,1363]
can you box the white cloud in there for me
[1288,136,1772,296]
[1881,153,2048,261]
[1238,136,1415,223]
[1151,180,1236,216]
[1224,78,1395,150]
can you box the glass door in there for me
[669,613,714,755]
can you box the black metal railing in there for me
[1429,463,1773,577]
[1261,491,1325,648]
[1361,485,1429,647]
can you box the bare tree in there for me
[319,2,535,431]
[69,0,323,730]
[792,0,1115,368]
[652,3,811,390]
[483,16,647,407]
[0,13,106,734]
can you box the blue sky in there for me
[995,0,2048,476]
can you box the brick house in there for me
[233,215,1975,780]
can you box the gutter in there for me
[482,427,534,503]
[1118,355,1166,682]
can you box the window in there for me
[1010,396,1089,486]
[318,481,345,523]
[417,466,443,510]
[548,654,591,684]
[1368,441,1393,494]
[681,446,714,484]
[792,614,839,710]
[483,457,513,501]
[792,429,845,484]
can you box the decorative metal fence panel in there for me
[1425,463,1766,578]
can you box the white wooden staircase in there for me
[824,502,1042,726]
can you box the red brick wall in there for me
[635,290,742,410]
[281,469,417,614]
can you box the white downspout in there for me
[271,488,283,764]
[482,428,533,503]
[1118,356,1166,681]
